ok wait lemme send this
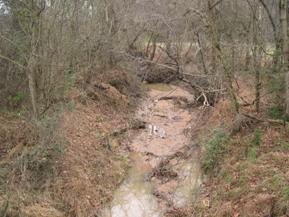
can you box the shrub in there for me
[13,142,63,187]
[203,127,229,173]
[10,91,24,103]
[267,104,284,120]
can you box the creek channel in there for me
[102,84,202,217]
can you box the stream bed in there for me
[102,84,202,217]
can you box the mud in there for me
[102,84,201,217]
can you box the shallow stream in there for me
[102,84,202,217]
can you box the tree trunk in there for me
[150,35,157,61]
[196,32,209,74]
[280,0,289,114]
[252,2,261,113]
[208,0,218,73]
[27,69,38,118]
[27,33,39,118]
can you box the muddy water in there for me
[102,84,201,217]
[172,151,202,208]
[102,153,162,217]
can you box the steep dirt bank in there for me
[102,84,202,217]
[191,79,289,217]
[0,69,142,217]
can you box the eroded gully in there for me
[102,84,202,217]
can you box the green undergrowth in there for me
[247,129,261,162]
[202,127,230,173]
[0,105,68,216]
[209,153,289,216]
[0,143,64,215]
[198,126,289,216]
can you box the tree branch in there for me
[0,53,26,70]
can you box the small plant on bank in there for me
[9,91,24,104]
[64,69,76,92]
[252,129,262,147]
[13,142,64,186]
[267,104,284,120]
[247,147,257,161]
[247,129,262,161]
[282,186,289,199]
[202,127,229,173]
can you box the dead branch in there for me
[158,46,180,72]
[197,92,210,107]
[241,113,287,126]
[195,32,209,74]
